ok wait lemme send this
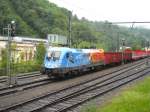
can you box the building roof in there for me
[0,36,47,44]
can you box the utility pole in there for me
[68,11,72,47]
[146,40,149,66]
[117,32,120,52]
[148,41,150,50]
[122,38,125,64]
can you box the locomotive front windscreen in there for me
[47,51,61,60]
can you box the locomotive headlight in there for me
[53,65,57,67]
[53,64,59,68]
[53,63,61,68]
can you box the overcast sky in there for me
[49,0,150,28]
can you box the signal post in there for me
[4,21,17,86]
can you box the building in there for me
[0,36,47,62]
[47,34,68,46]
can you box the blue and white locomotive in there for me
[41,46,104,78]
[42,47,91,78]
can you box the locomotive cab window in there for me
[54,51,61,60]
[47,51,61,60]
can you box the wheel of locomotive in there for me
[46,70,52,78]
[77,69,83,76]
[64,70,74,78]
[90,66,95,71]
[40,67,46,74]
[72,70,79,77]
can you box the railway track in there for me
[0,71,41,84]
[0,58,146,97]
[0,71,52,96]
[52,67,150,112]
[0,58,149,112]
[0,77,52,96]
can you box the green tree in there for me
[78,41,91,48]
[132,42,142,50]
[1,48,7,68]
[35,42,46,64]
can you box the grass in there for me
[81,76,150,112]
[0,61,41,76]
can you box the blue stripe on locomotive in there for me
[44,47,91,69]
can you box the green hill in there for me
[0,0,69,37]
[0,0,150,51]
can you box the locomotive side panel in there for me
[89,49,104,64]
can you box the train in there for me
[41,47,149,78]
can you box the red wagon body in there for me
[104,52,122,65]
[132,50,147,60]
[123,49,132,61]
[147,51,150,56]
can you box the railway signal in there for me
[10,21,16,37]
[3,20,17,86]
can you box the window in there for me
[54,36,56,42]
[47,51,61,61]
[66,52,74,63]
[54,51,61,59]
